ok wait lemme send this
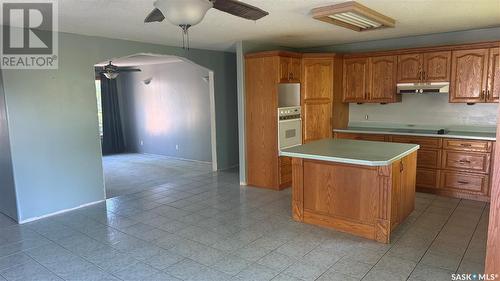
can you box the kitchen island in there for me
[280,139,419,243]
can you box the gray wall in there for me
[0,73,18,221]
[350,94,498,129]
[1,31,238,222]
[119,62,212,162]
[303,27,500,53]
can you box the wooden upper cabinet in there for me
[290,58,302,82]
[397,54,423,83]
[302,58,333,100]
[280,56,301,83]
[423,51,451,82]
[450,49,489,103]
[487,47,500,103]
[302,57,334,143]
[343,58,369,102]
[369,56,398,103]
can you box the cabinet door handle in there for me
[422,71,426,81]
[458,159,471,164]
[400,162,404,172]
[481,90,486,100]
[460,143,472,147]
[487,90,491,100]
[457,181,470,185]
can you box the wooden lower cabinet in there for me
[292,152,417,243]
[440,171,489,200]
[333,132,388,142]
[279,157,292,187]
[334,132,493,201]
[417,149,441,169]
[441,150,490,174]
[416,168,439,189]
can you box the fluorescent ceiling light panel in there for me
[312,1,395,32]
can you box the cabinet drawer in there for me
[443,139,492,152]
[417,149,441,169]
[416,168,439,189]
[442,151,490,174]
[391,135,442,149]
[334,132,387,142]
[440,171,489,195]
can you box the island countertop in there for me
[280,139,419,166]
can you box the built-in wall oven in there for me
[278,83,302,150]
[278,106,302,149]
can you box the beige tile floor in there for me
[0,154,489,281]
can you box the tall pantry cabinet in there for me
[245,51,347,190]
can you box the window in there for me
[95,79,103,136]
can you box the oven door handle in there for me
[278,118,302,123]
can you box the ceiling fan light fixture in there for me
[154,0,213,26]
[312,1,395,32]
[103,72,119,80]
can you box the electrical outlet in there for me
[365,114,369,120]
[175,144,179,151]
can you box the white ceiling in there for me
[59,0,500,51]
[94,53,183,67]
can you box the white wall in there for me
[349,94,498,129]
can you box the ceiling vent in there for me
[312,1,395,32]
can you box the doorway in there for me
[94,53,217,198]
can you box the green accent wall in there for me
[1,31,238,222]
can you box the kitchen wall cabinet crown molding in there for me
[342,41,500,59]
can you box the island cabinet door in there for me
[391,152,417,229]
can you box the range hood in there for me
[397,82,450,94]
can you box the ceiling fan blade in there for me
[212,0,269,21]
[118,69,142,72]
[144,8,165,23]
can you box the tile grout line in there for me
[454,202,487,274]
[352,195,439,281]
[403,198,463,280]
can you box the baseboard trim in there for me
[140,153,212,165]
[19,200,105,224]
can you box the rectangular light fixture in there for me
[312,1,395,32]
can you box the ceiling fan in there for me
[145,0,269,49]
[97,62,141,80]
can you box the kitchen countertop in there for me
[334,127,496,141]
[279,139,419,166]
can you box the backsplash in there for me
[349,94,498,131]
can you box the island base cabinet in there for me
[291,152,417,243]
